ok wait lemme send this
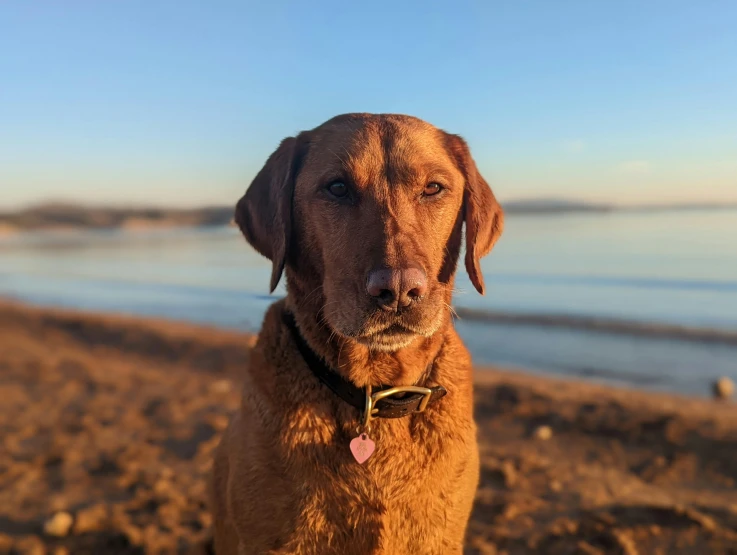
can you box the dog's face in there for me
[236,114,503,352]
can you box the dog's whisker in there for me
[302,285,325,306]
[316,301,343,338]
[327,147,350,168]
[444,302,459,320]
[336,336,348,370]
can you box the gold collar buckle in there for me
[361,384,434,429]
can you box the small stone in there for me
[564,520,578,534]
[53,548,71,555]
[683,507,717,531]
[612,529,639,555]
[209,379,232,394]
[208,414,230,431]
[154,478,172,496]
[122,524,143,546]
[502,503,520,520]
[198,510,213,528]
[44,511,74,537]
[156,501,182,528]
[73,503,109,534]
[159,466,174,481]
[501,460,517,488]
[534,425,553,441]
[549,479,563,492]
[713,377,734,400]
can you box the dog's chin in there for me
[354,328,417,352]
[324,303,446,352]
[342,319,442,353]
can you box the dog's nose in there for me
[366,267,428,311]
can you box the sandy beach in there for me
[1,300,736,554]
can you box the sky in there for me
[1,0,736,209]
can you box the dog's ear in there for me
[444,133,504,295]
[235,134,306,293]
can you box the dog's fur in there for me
[210,113,504,554]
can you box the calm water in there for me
[2,209,736,396]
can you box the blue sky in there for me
[1,0,736,209]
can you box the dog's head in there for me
[236,113,503,352]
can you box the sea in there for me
[2,208,736,397]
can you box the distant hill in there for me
[0,199,735,233]
[0,203,235,233]
[503,199,612,214]
[505,198,737,214]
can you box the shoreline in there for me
[3,294,735,399]
[1,300,736,553]
[455,307,737,347]
[1,298,732,408]
[4,286,736,349]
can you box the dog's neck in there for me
[285,284,449,389]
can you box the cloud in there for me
[562,139,586,154]
[619,160,652,174]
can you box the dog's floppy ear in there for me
[445,133,504,295]
[235,134,306,293]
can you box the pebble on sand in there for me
[73,504,109,534]
[713,377,734,400]
[533,425,553,441]
[209,379,233,395]
[44,511,74,537]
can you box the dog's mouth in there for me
[321,289,447,351]
[352,322,424,351]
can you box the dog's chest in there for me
[277,408,473,553]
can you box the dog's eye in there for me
[423,183,443,196]
[327,181,348,198]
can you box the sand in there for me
[1,300,736,554]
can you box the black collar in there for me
[282,311,447,419]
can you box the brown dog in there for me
[210,113,503,554]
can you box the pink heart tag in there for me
[349,433,375,464]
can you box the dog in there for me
[210,113,504,554]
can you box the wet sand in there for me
[1,301,736,554]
